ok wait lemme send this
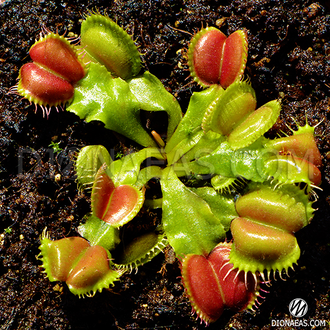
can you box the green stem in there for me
[144,198,163,209]
[135,165,163,188]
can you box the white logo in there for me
[289,298,308,318]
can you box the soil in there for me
[0,0,330,329]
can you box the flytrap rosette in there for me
[188,27,248,88]
[14,32,86,115]
[17,11,324,326]
[181,242,259,324]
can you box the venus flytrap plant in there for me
[29,33,86,83]
[164,85,225,166]
[78,214,120,252]
[184,114,321,191]
[114,231,168,272]
[11,12,321,325]
[263,154,321,187]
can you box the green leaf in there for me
[161,167,226,257]
[67,62,157,147]
[128,71,182,141]
[165,85,223,165]
[68,63,182,148]
[186,140,267,182]
[107,147,164,186]
[190,186,238,231]
[78,214,120,251]
[183,130,224,164]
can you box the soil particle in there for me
[1,1,330,329]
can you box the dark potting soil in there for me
[0,0,330,329]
